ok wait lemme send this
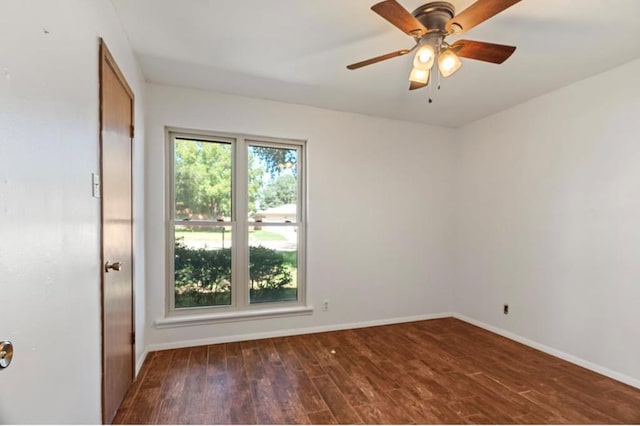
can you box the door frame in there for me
[98,38,135,424]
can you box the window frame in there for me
[165,127,308,320]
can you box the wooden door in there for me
[99,40,134,425]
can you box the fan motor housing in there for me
[412,1,455,34]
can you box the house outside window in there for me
[166,129,306,317]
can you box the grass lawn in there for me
[176,228,286,242]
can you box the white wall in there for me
[454,59,640,385]
[0,1,145,423]
[144,84,455,349]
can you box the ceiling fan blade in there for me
[371,0,428,37]
[346,48,412,70]
[446,0,520,35]
[409,80,428,91]
[450,39,516,64]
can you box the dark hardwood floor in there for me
[114,318,640,424]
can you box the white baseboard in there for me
[145,312,453,352]
[453,313,640,390]
[135,350,148,377]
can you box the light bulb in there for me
[409,67,430,84]
[413,44,435,70]
[438,49,462,78]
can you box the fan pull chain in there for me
[429,41,444,104]
[436,39,443,91]
[429,63,442,103]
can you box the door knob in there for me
[0,341,13,369]
[105,261,122,272]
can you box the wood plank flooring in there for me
[114,318,640,424]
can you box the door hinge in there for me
[129,125,134,138]
[131,332,136,346]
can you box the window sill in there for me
[155,305,314,329]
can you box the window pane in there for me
[174,225,232,308]
[174,138,232,221]
[248,225,298,304]
[248,145,298,222]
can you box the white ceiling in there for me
[111,0,640,128]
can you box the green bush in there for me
[248,245,292,290]
[174,241,293,307]
[174,241,231,307]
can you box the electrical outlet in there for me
[503,304,509,315]
[322,299,329,312]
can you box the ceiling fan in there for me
[347,0,521,94]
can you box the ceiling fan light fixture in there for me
[413,44,435,69]
[347,0,520,95]
[438,48,462,78]
[409,66,430,84]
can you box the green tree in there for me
[175,139,231,219]
[251,146,298,177]
[174,139,265,218]
[247,150,263,215]
[260,173,297,209]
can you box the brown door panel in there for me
[99,40,134,425]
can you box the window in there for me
[167,129,306,318]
